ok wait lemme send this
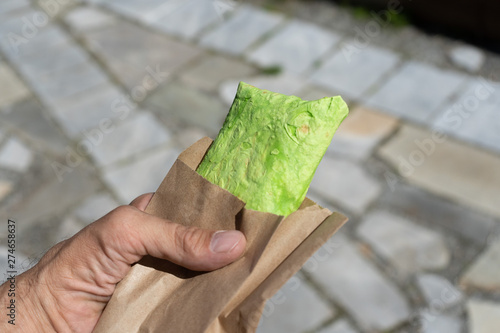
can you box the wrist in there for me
[0,268,65,332]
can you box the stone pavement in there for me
[1,0,500,332]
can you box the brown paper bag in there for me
[94,137,348,333]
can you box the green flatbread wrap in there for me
[197,82,348,216]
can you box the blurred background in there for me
[1,0,499,332]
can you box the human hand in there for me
[0,193,246,332]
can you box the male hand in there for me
[0,193,246,332]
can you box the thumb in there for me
[109,206,246,271]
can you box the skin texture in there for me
[0,193,246,332]
[197,82,349,216]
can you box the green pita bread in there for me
[197,82,348,216]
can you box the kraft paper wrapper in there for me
[94,137,348,333]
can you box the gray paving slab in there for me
[16,43,89,78]
[378,182,498,245]
[310,155,381,215]
[0,137,33,172]
[2,98,69,154]
[327,106,399,161]
[0,7,41,36]
[30,62,109,103]
[64,6,116,34]
[0,9,55,58]
[367,61,468,123]
[305,233,411,332]
[83,21,202,89]
[0,178,13,202]
[50,84,134,137]
[317,319,359,333]
[420,311,463,333]
[56,216,87,241]
[147,82,228,135]
[2,24,71,59]
[357,210,450,277]
[378,124,500,218]
[248,20,341,74]
[467,299,500,333]
[460,239,500,292]
[448,45,485,73]
[151,0,222,40]
[102,146,180,203]
[179,54,256,93]
[0,0,30,16]
[311,44,400,101]
[73,192,119,224]
[4,162,100,230]
[200,5,284,55]
[416,274,463,310]
[90,111,172,167]
[258,274,334,333]
[0,62,30,108]
[100,0,173,22]
[433,78,500,154]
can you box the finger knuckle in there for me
[174,225,207,260]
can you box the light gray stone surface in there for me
[74,192,119,224]
[0,0,30,16]
[420,311,462,333]
[258,274,334,333]
[311,45,400,101]
[102,146,180,203]
[219,73,307,105]
[2,2,500,331]
[297,84,341,101]
[56,216,86,241]
[0,137,33,172]
[448,45,485,72]
[2,25,71,59]
[467,299,500,333]
[151,0,222,40]
[310,155,381,214]
[200,5,283,55]
[357,211,450,276]
[90,112,171,167]
[50,83,134,137]
[460,239,500,292]
[64,6,116,34]
[4,163,100,228]
[317,319,359,333]
[2,98,68,154]
[83,21,202,89]
[433,78,500,154]
[0,62,30,107]
[16,43,90,78]
[416,274,463,310]
[327,106,399,160]
[378,124,500,218]
[98,0,169,22]
[175,126,208,150]
[0,179,13,201]
[248,20,341,74]
[31,62,109,103]
[378,182,498,245]
[147,82,227,135]
[305,234,411,332]
[179,54,256,93]
[367,61,467,123]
